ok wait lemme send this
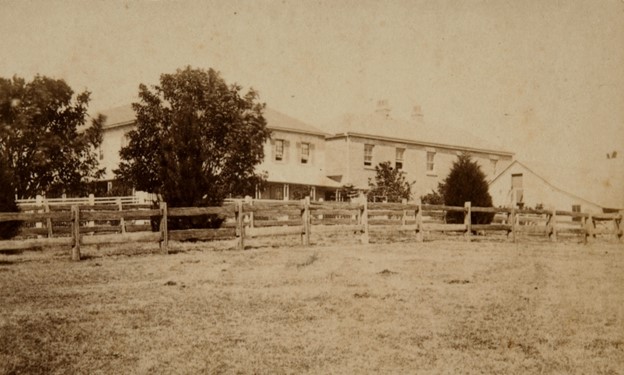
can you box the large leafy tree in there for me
[115,66,271,208]
[438,152,494,224]
[368,161,414,202]
[0,75,104,199]
[0,155,20,239]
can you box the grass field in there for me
[1,238,623,374]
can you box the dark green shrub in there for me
[438,153,495,224]
[421,190,444,205]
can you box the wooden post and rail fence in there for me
[1,197,621,260]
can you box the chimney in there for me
[411,104,424,121]
[375,99,391,118]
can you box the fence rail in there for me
[1,197,622,260]
[16,194,147,207]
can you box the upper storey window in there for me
[275,139,284,161]
[426,151,435,172]
[395,148,405,170]
[301,143,310,164]
[364,144,374,167]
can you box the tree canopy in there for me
[115,67,271,207]
[438,152,494,224]
[368,161,413,202]
[0,155,20,239]
[0,75,104,199]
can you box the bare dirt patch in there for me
[1,240,622,374]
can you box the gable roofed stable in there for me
[489,159,624,211]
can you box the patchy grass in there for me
[0,240,623,374]
[295,252,319,268]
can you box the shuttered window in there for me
[491,159,498,175]
[301,143,310,164]
[275,139,284,161]
[364,144,373,166]
[395,148,405,170]
[426,151,435,172]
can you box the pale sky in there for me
[1,0,623,169]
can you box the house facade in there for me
[96,101,516,202]
[254,109,340,200]
[324,102,514,200]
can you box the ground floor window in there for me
[88,179,133,197]
[258,183,328,201]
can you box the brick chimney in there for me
[375,99,391,118]
[411,105,424,121]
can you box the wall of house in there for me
[325,137,348,179]
[100,124,332,197]
[489,163,603,213]
[326,136,513,200]
[256,130,328,186]
[99,124,134,180]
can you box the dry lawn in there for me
[1,237,623,374]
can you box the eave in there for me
[268,125,328,137]
[326,132,514,157]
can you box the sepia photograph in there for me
[0,0,622,373]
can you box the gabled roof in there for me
[99,104,136,128]
[97,104,328,136]
[490,159,624,210]
[263,108,328,136]
[323,112,513,156]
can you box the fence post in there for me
[117,197,126,234]
[464,202,472,241]
[71,205,81,261]
[302,196,310,246]
[401,198,407,228]
[45,201,53,238]
[613,214,622,243]
[88,193,95,228]
[549,209,558,242]
[509,207,517,243]
[236,200,245,250]
[245,196,254,231]
[583,213,593,243]
[360,195,369,244]
[159,201,168,253]
[35,195,43,231]
[415,201,424,242]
